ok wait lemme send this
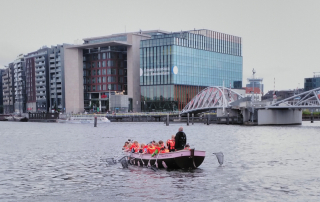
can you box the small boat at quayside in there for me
[59,115,110,124]
[124,149,205,170]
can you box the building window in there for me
[107,69,117,75]
[107,60,114,67]
[102,69,106,75]
[103,77,106,82]
[102,61,106,67]
[118,85,122,91]
[97,70,100,75]
[92,78,95,83]
[98,77,101,83]
[98,62,101,68]
[102,53,106,59]
[97,85,101,91]
[119,69,123,75]
[103,84,106,90]
[108,76,116,82]
[119,77,123,83]
[92,63,95,68]
[92,85,96,91]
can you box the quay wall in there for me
[258,109,302,125]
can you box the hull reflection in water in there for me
[125,149,205,169]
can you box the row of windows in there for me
[83,76,126,84]
[141,31,242,56]
[85,35,127,44]
[83,69,126,76]
[83,61,127,69]
[84,52,127,61]
[140,45,243,87]
[85,84,123,91]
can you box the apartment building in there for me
[48,44,67,112]
[1,63,14,114]
[25,47,50,112]
[13,55,26,114]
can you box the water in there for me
[0,121,320,201]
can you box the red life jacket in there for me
[167,139,175,150]
[147,145,156,154]
[130,144,140,153]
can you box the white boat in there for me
[59,115,110,124]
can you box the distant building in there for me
[13,54,26,114]
[304,73,320,91]
[0,68,5,113]
[245,69,263,101]
[48,45,68,112]
[2,63,14,113]
[25,47,50,112]
[140,29,243,111]
[262,88,304,100]
[67,30,166,113]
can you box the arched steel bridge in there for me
[181,86,320,115]
[181,86,244,115]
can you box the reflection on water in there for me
[0,121,320,201]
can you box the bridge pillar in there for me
[192,113,194,125]
[166,114,169,126]
[226,113,229,125]
[311,112,314,123]
[187,113,189,126]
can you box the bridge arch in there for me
[181,86,244,115]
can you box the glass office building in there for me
[304,76,320,91]
[140,29,243,111]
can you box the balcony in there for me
[50,69,56,73]
[50,64,55,68]
[50,59,55,62]
[35,57,45,62]
[35,67,45,72]
[56,84,62,88]
[35,62,45,67]
[35,78,45,82]
[51,79,56,83]
[56,79,62,82]
[57,95,62,98]
[56,89,62,93]
[37,92,46,96]
[50,54,55,57]
[36,82,46,86]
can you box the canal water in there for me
[0,121,320,201]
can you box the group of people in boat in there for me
[122,127,189,155]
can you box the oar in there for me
[151,153,160,171]
[138,153,145,166]
[213,152,224,165]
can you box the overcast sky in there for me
[1,0,319,92]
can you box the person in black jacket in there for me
[175,127,187,151]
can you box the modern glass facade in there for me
[140,29,243,111]
[304,76,320,91]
